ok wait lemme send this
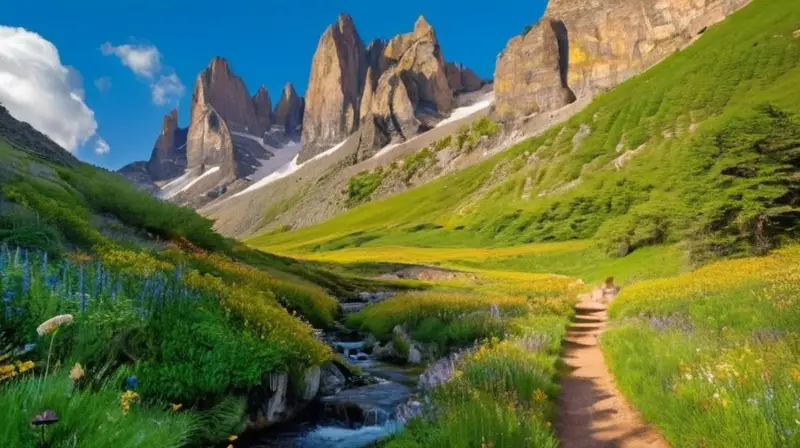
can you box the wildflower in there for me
[170,403,183,412]
[120,390,140,415]
[533,389,548,402]
[228,435,238,441]
[17,360,34,374]
[69,363,84,381]
[124,375,139,390]
[36,314,74,336]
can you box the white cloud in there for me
[101,40,184,106]
[151,73,184,106]
[94,137,110,155]
[0,26,98,152]
[94,76,111,93]
[100,41,161,78]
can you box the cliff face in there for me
[299,14,367,162]
[186,68,237,182]
[494,0,752,119]
[147,109,188,181]
[274,83,304,135]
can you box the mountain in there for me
[248,0,798,262]
[204,0,754,240]
[299,15,485,163]
[494,0,751,119]
[120,14,485,207]
[120,57,304,206]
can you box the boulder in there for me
[320,362,347,396]
[300,14,366,162]
[301,365,321,401]
[494,0,751,120]
[408,344,423,365]
[372,341,399,361]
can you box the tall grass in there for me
[602,245,800,447]
[0,373,200,448]
[386,316,566,448]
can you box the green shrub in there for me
[0,203,63,256]
[347,169,384,205]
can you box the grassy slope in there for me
[602,246,800,447]
[250,0,800,261]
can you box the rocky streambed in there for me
[241,292,437,448]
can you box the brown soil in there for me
[556,297,670,448]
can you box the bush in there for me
[348,169,384,205]
[0,203,63,256]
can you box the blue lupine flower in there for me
[80,293,87,313]
[124,376,139,390]
[22,343,36,353]
[175,264,183,280]
[95,262,102,294]
[22,255,31,293]
[78,266,84,295]
[42,251,48,275]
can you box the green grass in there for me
[249,0,800,261]
[0,373,201,448]
[601,246,800,447]
[385,316,565,448]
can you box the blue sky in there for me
[2,0,548,170]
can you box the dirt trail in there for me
[556,296,670,448]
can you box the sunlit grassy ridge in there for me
[0,112,374,445]
[602,245,800,447]
[249,0,800,261]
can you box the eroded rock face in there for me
[200,57,267,135]
[274,82,304,135]
[494,0,751,120]
[300,14,366,162]
[147,109,188,180]
[186,73,237,181]
[360,16,453,155]
[253,85,273,136]
[446,62,484,93]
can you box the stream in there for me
[244,337,424,448]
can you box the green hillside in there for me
[0,104,389,446]
[250,0,800,263]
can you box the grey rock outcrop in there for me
[146,109,188,180]
[446,62,483,93]
[199,57,268,135]
[252,85,273,135]
[274,82,304,135]
[300,14,367,162]
[494,0,751,120]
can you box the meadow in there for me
[602,245,800,448]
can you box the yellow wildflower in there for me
[69,363,84,381]
[170,403,183,412]
[533,389,548,402]
[17,360,34,374]
[120,390,140,415]
[228,434,238,441]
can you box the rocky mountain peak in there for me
[412,15,436,43]
[196,57,265,135]
[161,109,179,135]
[147,109,188,181]
[299,13,367,162]
[275,82,304,135]
[253,85,273,133]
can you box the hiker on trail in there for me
[601,277,620,300]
